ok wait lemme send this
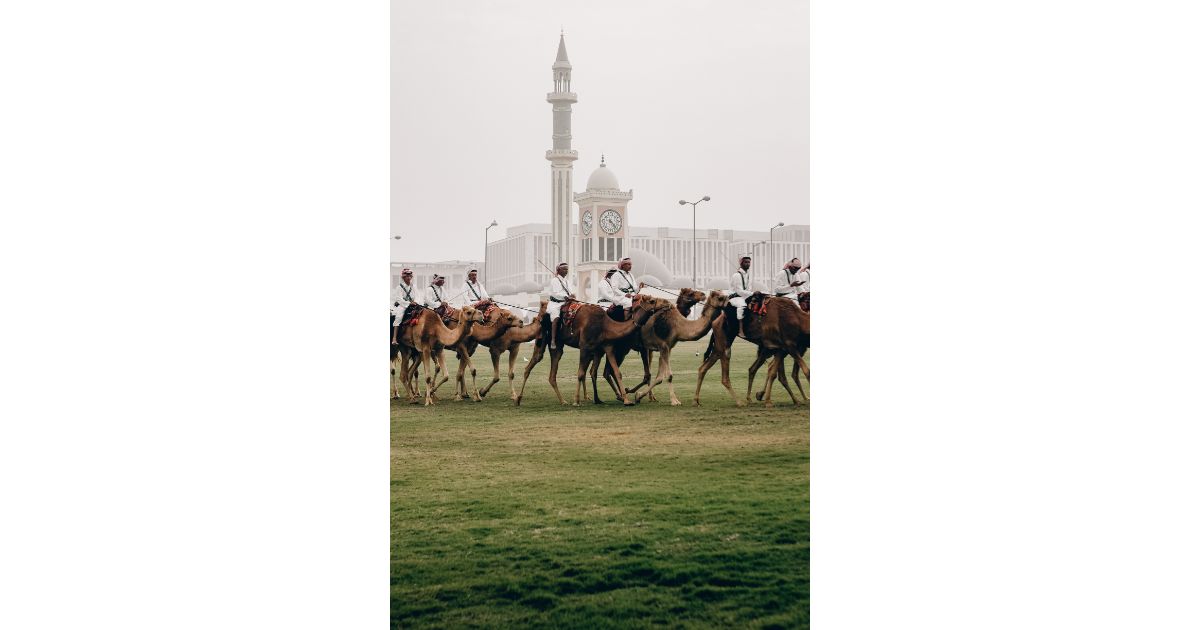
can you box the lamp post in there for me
[751,240,766,288]
[678,196,711,287]
[768,222,784,272]
[484,220,498,283]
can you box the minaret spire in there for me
[546,33,578,274]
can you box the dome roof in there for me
[585,158,620,191]
[625,247,673,288]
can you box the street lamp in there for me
[768,222,784,272]
[484,220,498,283]
[678,195,711,287]
[751,240,766,287]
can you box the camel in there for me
[747,298,810,406]
[595,288,707,403]
[415,302,523,402]
[475,301,549,401]
[392,305,484,405]
[693,294,809,407]
[516,296,672,406]
[438,302,528,401]
[631,290,729,405]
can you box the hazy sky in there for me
[392,0,808,263]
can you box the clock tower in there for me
[575,156,633,301]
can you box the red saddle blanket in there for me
[746,292,771,316]
[562,301,585,328]
[399,305,422,327]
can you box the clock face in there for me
[600,209,622,234]
[581,210,593,235]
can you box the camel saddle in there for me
[399,305,422,327]
[746,292,771,317]
[473,300,499,321]
[561,301,585,328]
[434,304,455,326]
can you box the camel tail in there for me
[703,335,716,361]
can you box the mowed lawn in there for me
[392,338,809,629]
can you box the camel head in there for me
[705,290,730,310]
[494,308,520,328]
[460,305,485,324]
[632,295,673,324]
[678,288,705,306]
[537,300,549,316]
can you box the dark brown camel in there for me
[693,294,809,407]
[747,297,810,406]
[392,305,484,406]
[516,296,672,406]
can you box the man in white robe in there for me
[460,269,490,307]
[545,262,576,349]
[729,255,754,337]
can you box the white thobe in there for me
[597,277,630,308]
[611,270,637,309]
[392,281,423,324]
[425,285,447,310]
[460,280,489,305]
[729,268,753,319]
[774,268,803,304]
[545,274,576,321]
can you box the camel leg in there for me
[602,360,622,400]
[547,346,567,405]
[761,352,782,408]
[636,348,670,403]
[461,351,481,402]
[573,350,589,406]
[662,347,682,406]
[589,353,604,404]
[747,348,770,404]
[421,348,436,406]
[791,353,809,402]
[506,347,520,401]
[626,349,652,395]
[429,350,450,396]
[771,352,800,406]
[478,347,502,398]
[516,342,545,406]
[605,346,634,406]
[454,352,470,400]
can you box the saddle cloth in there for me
[562,301,585,328]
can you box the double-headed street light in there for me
[678,196,711,287]
[484,220,498,283]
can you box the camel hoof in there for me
[693,399,701,406]
[623,399,636,406]
[755,392,765,401]
[763,402,775,408]
[671,400,682,406]
[573,402,580,407]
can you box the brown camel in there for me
[476,301,549,401]
[420,302,522,402]
[747,298,810,406]
[693,294,809,407]
[516,296,672,406]
[596,288,707,403]
[632,290,729,405]
[441,301,531,401]
[392,305,484,405]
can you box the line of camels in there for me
[390,289,810,408]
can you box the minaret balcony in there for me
[546,92,578,103]
[545,149,579,162]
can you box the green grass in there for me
[392,338,809,629]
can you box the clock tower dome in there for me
[575,156,633,301]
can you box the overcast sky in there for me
[392,0,808,263]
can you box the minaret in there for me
[546,32,578,272]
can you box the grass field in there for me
[392,337,809,629]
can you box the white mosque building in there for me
[394,34,810,308]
